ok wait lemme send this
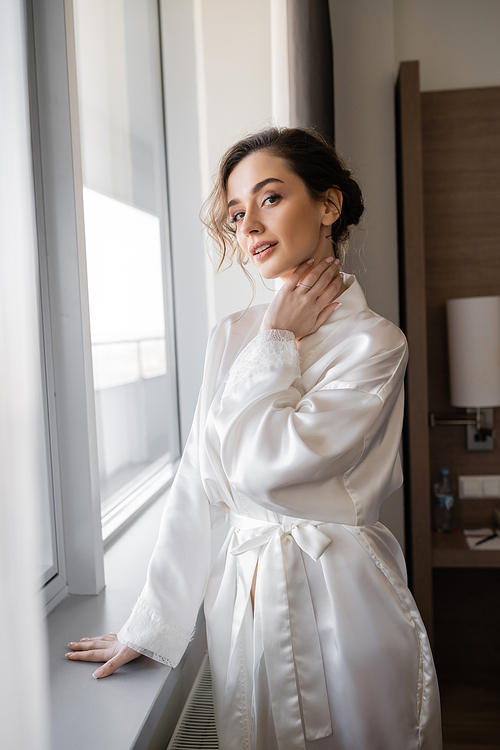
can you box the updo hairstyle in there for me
[201,126,364,277]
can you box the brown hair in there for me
[201,126,364,286]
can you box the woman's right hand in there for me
[66,633,141,678]
[260,257,345,341]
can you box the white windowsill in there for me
[47,489,206,750]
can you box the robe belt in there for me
[228,512,333,750]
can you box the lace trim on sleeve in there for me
[223,329,300,397]
[116,639,175,668]
[116,597,194,669]
[259,329,295,343]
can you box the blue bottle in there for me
[433,468,456,533]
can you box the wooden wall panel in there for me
[422,87,500,530]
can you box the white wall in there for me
[160,0,210,444]
[394,0,500,91]
[193,0,276,328]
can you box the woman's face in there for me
[226,151,341,281]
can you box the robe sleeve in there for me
[211,326,408,524]
[117,364,226,668]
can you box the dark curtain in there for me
[287,0,335,142]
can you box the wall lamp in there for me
[429,295,500,451]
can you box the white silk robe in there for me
[117,272,443,750]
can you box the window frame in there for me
[26,0,69,610]
[27,0,185,613]
[28,0,105,608]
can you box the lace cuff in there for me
[116,597,194,668]
[258,328,295,342]
[223,329,300,397]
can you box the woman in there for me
[67,127,442,749]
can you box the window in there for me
[73,0,180,528]
[26,0,184,610]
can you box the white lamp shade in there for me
[446,295,500,408]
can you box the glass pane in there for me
[37,355,58,586]
[73,0,179,516]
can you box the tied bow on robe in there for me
[228,513,333,750]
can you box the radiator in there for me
[167,653,218,749]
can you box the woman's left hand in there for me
[65,633,141,678]
[261,256,345,341]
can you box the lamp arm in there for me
[429,407,496,437]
